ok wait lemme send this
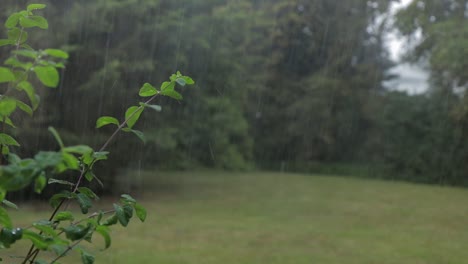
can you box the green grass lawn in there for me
[4,171,468,263]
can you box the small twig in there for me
[49,237,86,264]
[47,210,115,263]
[15,27,24,50]
[98,92,160,152]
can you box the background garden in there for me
[2,0,468,263]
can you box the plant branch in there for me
[72,92,159,194]
[49,236,87,264]
[26,92,160,264]
[15,27,25,50]
[98,92,160,152]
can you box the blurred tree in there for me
[38,0,257,172]
[391,0,468,184]
[4,0,468,187]
[253,0,395,167]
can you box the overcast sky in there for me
[385,0,429,94]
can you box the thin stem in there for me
[0,116,5,165]
[98,92,159,152]
[22,247,36,264]
[29,250,39,264]
[73,92,160,194]
[15,27,24,50]
[48,210,115,264]
[49,237,86,264]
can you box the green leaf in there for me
[2,145,9,155]
[123,204,133,219]
[93,151,109,161]
[49,243,67,257]
[82,152,93,165]
[0,208,12,228]
[7,28,28,44]
[34,66,59,87]
[44,49,69,59]
[13,49,38,59]
[121,194,136,204]
[139,103,162,112]
[21,43,33,50]
[0,133,20,147]
[5,57,29,70]
[63,145,93,154]
[84,171,94,182]
[182,76,195,85]
[34,173,47,194]
[138,83,158,97]
[6,153,19,164]
[113,204,129,227]
[122,128,146,144]
[161,89,183,100]
[63,224,90,241]
[76,193,92,214]
[125,106,143,129]
[81,250,95,264]
[0,67,16,83]
[0,39,15,47]
[102,214,118,226]
[19,16,48,29]
[84,171,104,187]
[95,225,111,249]
[160,81,175,92]
[96,116,119,128]
[32,222,56,237]
[0,227,22,248]
[23,230,49,250]
[34,260,48,264]
[48,178,75,187]
[15,100,33,116]
[175,77,186,86]
[62,152,79,170]
[2,117,16,128]
[27,4,47,11]
[134,203,147,222]
[35,151,62,168]
[53,211,74,222]
[78,187,98,200]
[17,81,39,110]
[0,98,17,116]
[5,13,21,29]
[1,200,18,210]
[49,191,73,208]
[48,127,64,149]
[169,74,177,81]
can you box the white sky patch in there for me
[384,0,429,94]
[387,0,413,61]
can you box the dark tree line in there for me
[1,0,468,187]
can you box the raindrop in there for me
[302,26,312,36]
[351,56,358,66]
[417,1,425,10]
[367,1,379,9]
[297,4,304,13]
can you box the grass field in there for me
[4,171,468,263]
